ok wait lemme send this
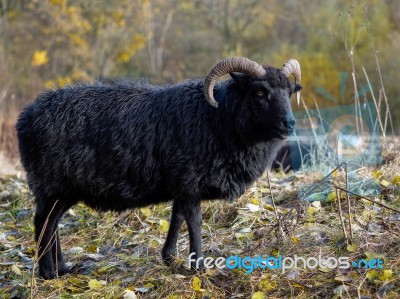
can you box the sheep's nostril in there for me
[285,118,296,130]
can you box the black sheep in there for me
[16,57,302,279]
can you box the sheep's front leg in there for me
[183,199,203,269]
[162,199,203,269]
[162,200,184,264]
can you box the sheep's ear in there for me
[294,84,302,93]
[230,72,249,88]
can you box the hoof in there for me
[162,247,177,266]
[57,264,71,276]
[39,268,57,280]
[162,254,176,266]
[189,259,204,271]
[39,264,70,279]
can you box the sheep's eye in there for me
[256,91,264,97]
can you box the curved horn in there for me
[204,57,266,108]
[281,59,301,105]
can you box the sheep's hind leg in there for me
[162,200,185,265]
[34,199,72,279]
[52,201,75,276]
[53,231,70,276]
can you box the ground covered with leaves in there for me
[1,157,400,299]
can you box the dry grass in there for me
[0,155,399,299]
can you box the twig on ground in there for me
[334,184,400,213]
[357,274,368,299]
[344,163,353,238]
[336,188,349,245]
[266,171,285,241]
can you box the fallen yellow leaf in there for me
[140,207,151,217]
[326,191,336,202]
[88,279,104,290]
[159,219,170,233]
[291,236,299,244]
[372,170,383,179]
[307,206,318,215]
[378,269,393,281]
[258,277,277,291]
[347,243,358,252]
[366,270,378,280]
[252,291,265,299]
[10,264,21,276]
[380,180,390,187]
[192,276,201,291]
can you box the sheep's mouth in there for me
[276,132,289,139]
[272,125,293,139]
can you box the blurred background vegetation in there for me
[0,0,399,159]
